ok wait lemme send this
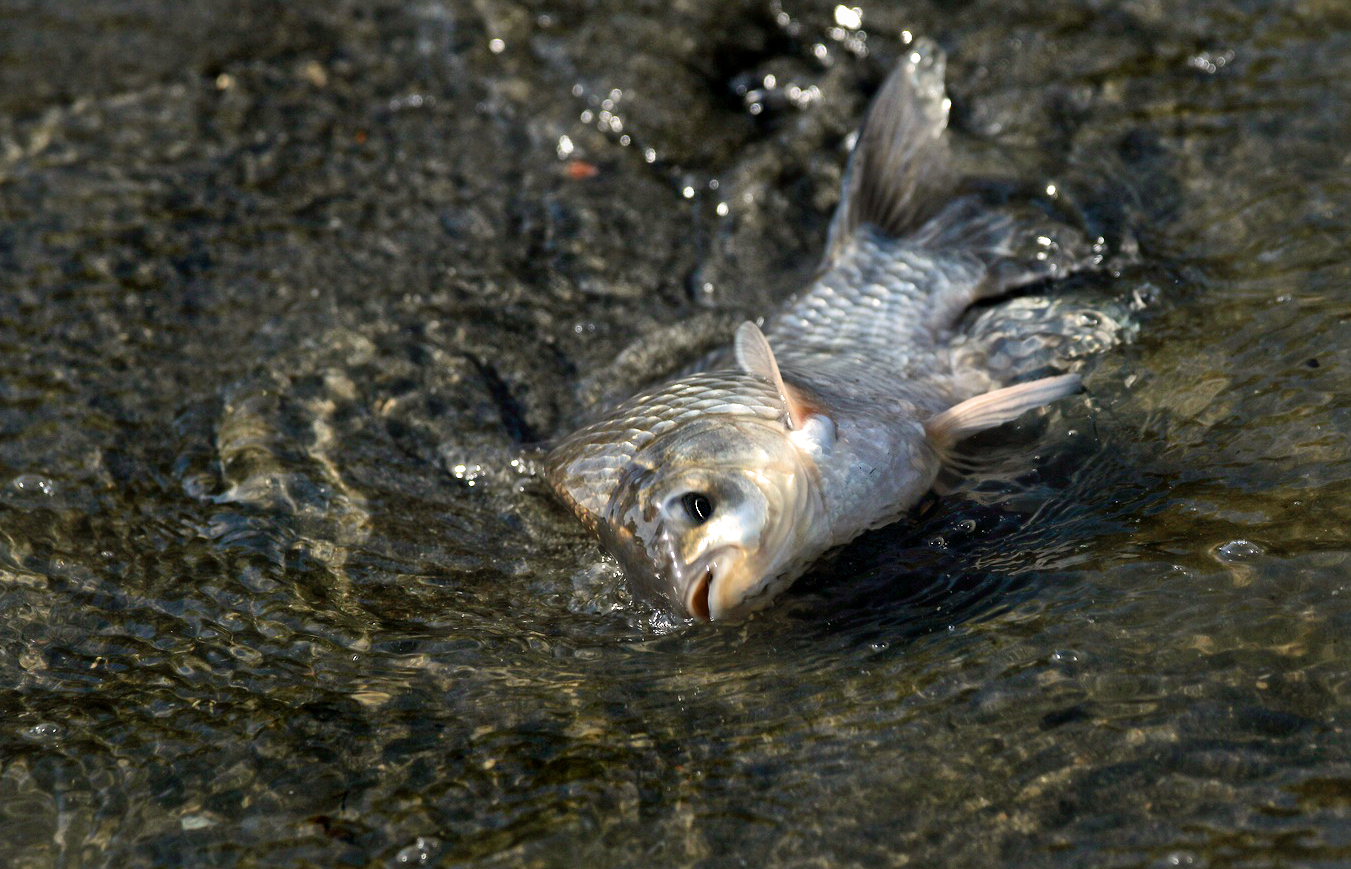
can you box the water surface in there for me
[2,0,1350,866]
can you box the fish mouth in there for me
[685,565,714,621]
[680,548,745,622]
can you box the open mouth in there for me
[682,548,742,621]
[685,564,714,621]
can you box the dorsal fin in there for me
[823,38,953,266]
[924,374,1081,449]
[734,321,803,430]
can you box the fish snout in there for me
[684,564,714,621]
[679,548,750,621]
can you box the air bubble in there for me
[1214,539,1264,562]
[833,5,862,30]
[11,474,55,497]
[394,836,444,866]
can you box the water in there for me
[2,0,1351,866]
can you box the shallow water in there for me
[3,0,1351,866]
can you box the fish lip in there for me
[679,547,743,622]
[685,565,713,621]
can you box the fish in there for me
[546,40,1116,621]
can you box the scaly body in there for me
[547,41,1115,620]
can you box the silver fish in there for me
[547,41,1110,621]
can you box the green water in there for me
[2,0,1350,866]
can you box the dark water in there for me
[3,0,1351,866]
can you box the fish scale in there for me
[548,372,786,530]
[769,233,979,368]
[767,228,994,415]
[546,40,1133,621]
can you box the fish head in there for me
[603,415,827,620]
[548,391,829,621]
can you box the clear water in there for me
[2,0,1350,866]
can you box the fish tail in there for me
[945,199,1097,285]
[950,292,1141,381]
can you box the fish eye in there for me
[679,491,715,525]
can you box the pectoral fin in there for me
[734,321,806,430]
[924,374,1081,449]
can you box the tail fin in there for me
[950,293,1140,382]
[822,38,953,266]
